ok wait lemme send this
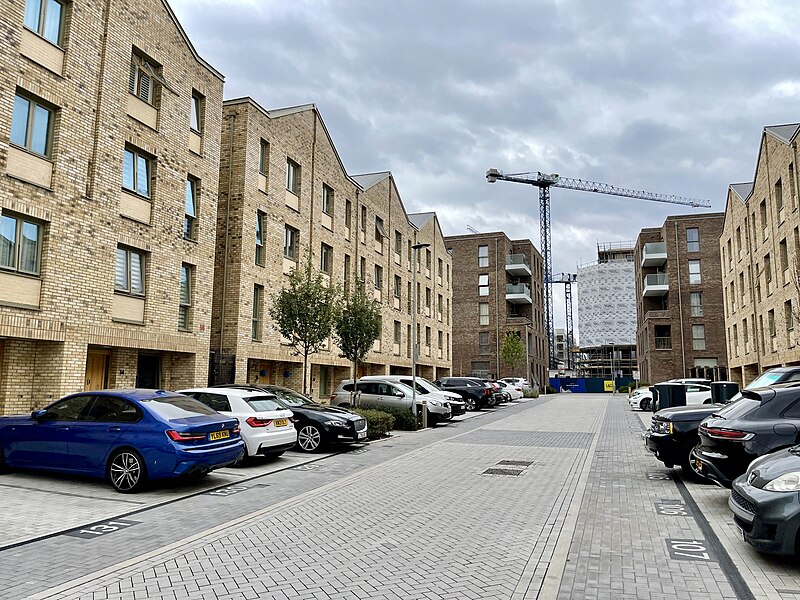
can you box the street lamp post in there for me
[412,242,430,427]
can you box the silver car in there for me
[332,379,451,424]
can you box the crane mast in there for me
[486,168,711,372]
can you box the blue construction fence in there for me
[549,376,636,393]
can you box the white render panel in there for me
[577,260,636,347]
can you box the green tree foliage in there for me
[500,330,526,375]
[269,254,341,395]
[333,278,382,405]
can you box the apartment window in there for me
[320,243,332,275]
[425,287,431,310]
[654,325,671,349]
[407,324,412,357]
[760,200,768,239]
[733,324,738,354]
[776,178,784,212]
[759,315,765,352]
[425,326,431,347]
[11,93,53,157]
[478,274,489,296]
[437,258,443,279]
[735,227,742,257]
[345,199,352,229]
[252,285,263,341]
[438,330,443,350]
[687,260,701,284]
[122,147,151,198]
[765,254,772,284]
[739,272,745,301]
[479,331,490,354]
[184,177,198,240]
[115,247,145,295]
[374,265,383,289]
[360,205,368,234]
[129,53,160,106]
[781,239,789,282]
[322,184,334,216]
[478,245,489,268]
[394,275,402,298]
[769,309,776,337]
[286,158,300,195]
[360,257,367,283]
[375,216,386,242]
[24,0,64,45]
[690,292,703,317]
[407,240,412,267]
[407,282,412,314]
[178,264,192,331]
[479,302,489,326]
[255,212,265,266]
[425,248,431,272]
[190,91,204,133]
[284,225,299,261]
[727,239,732,269]
[0,213,41,275]
[786,300,794,333]
[692,325,706,350]
[743,319,748,348]
[686,227,699,252]
[343,254,351,291]
[438,294,443,315]
[395,231,402,256]
[394,321,401,345]
[259,140,269,176]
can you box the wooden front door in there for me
[84,350,109,391]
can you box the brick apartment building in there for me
[444,232,547,387]
[0,0,224,414]
[634,214,728,384]
[721,124,800,385]
[212,98,452,400]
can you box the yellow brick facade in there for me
[0,0,224,413]
[212,99,452,401]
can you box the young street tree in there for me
[334,278,382,406]
[500,330,526,377]
[269,253,341,396]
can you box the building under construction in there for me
[575,242,638,380]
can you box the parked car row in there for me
[629,378,713,412]
[643,367,800,556]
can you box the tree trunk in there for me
[352,359,359,407]
[302,349,309,396]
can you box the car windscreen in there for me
[246,395,283,412]
[712,398,760,420]
[264,386,310,407]
[747,371,792,388]
[143,395,219,418]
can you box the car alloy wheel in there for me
[465,397,476,411]
[108,450,146,493]
[297,425,323,452]
[640,398,650,411]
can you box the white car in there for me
[496,380,523,400]
[629,381,713,410]
[178,387,297,458]
[355,375,467,416]
[501,377,531,390]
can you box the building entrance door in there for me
[136,353,161,388]
[84,350,109,390]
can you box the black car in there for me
[646,367,800,476]
[691,384,800,487]
[645,404,720,475]
[433,377,495,410]
[214,384,367,452]
[729,446,800,555]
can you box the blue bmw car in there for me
[0,389,245,493]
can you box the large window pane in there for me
[24,0,42,31]
[30,104,50,155]
[130,252,143,294]
[43,0,62,44]
[10,96,30,147]
[0,216,17,269]
[122,150,135,190]
[18,221,40,273]
[115,248,127,290]
[185,180,196,217]
[136,155,149,197]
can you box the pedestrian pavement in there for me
[2,395,798,599]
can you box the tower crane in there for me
[552,273,577,370]
[485,169,711,370]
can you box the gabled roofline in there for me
[223,97,362,190]
[162,0,224,81]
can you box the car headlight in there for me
[764,472,800,492]
[653,421,673,434]
[325,420,349,428]
[427,399,441,406]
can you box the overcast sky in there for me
[171,0,800,331]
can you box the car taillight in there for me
[329,395,336,403]
[246,417,273,427]
[483,389,491,395]
[166,430,205,441]
[700,425,753,440]
[233,426,240,435]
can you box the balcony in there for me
[655,337,672,350]
[505,254,532,277]
[641,242,667,267]
[506,283,532,304]
[643,273,668,297]
[644,309,669,320]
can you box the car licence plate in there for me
[357,431,366,439]
[274,419,289,427]
[209,430,230,441]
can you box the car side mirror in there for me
[31,409,47,420]
[395,391,405,398]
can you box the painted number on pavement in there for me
[65,520,139,539]
[655,501,690,516]
[646,471,671,480]
[666,539,715,562]
[207,486,248,497]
